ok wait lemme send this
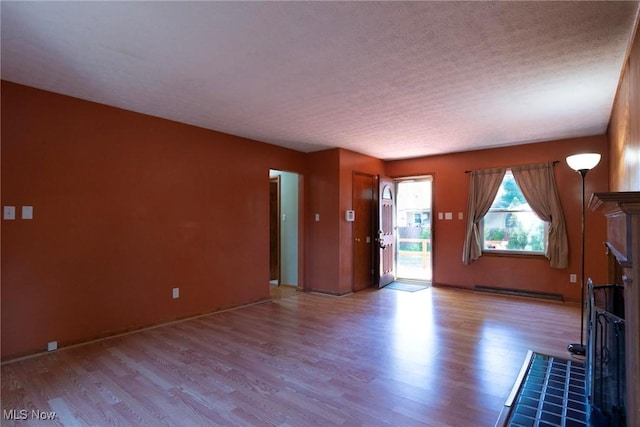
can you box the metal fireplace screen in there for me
[588,284,626,427]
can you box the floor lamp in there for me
[566,153,601,356]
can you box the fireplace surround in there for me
[589,192,640,427]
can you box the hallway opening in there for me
[269,170,299,289]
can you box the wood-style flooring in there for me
[1,287,582,426]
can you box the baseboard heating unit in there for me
[475,286,564,301]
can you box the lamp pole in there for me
[565,153,600,357]
[567,169,588,355]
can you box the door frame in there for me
[393,174,435,284]
[269,175,281,284]
[269,169,305,290]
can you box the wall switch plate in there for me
[445,212,453,220]
[47,341,58,351]
[570,274,577,283]
[22,206,33,219]
[3,206,16,220]
[172,288,179,299]
[315,213,320,222]
[438,212,443,220]
[458,212,463,220]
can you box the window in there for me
[481,170,546,254]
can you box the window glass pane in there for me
[483,211,545,252]
[490,172,527,209]
[482,171,546,254]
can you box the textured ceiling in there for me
[1,1,638,160]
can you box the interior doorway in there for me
[269,170,299,288]
[395,177,433,282]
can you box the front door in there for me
[378,176,395,287]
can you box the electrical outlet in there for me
[570,274,577,283]
[172,288,179,299]
[47,341,58,351]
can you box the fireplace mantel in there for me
[590,191,640,426]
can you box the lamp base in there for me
[567,343,586,356]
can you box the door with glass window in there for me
[377,177,395,287]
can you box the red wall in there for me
[338,150,385,293]
[304,149,341,293]
[385,136,610,301]
[0,80,613,360]
[1,81,307,359]
[304,148,384,294]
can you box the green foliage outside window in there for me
[486,228,505,241]
[483,171,546,254]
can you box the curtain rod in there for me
[464,160,559,174]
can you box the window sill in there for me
[482,251,546,260]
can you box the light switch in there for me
[315,213,320,222]
[458,212,463,220]
[3,206,16,220]
[22,206,33,220]
[438,212,443,220]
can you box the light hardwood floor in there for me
[1,287,582,426]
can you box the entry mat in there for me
[503,351,588,427]
[384,281,430,292]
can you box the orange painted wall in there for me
[304,149,341,294]
[0,76,625,359]
[385,136,610,301]
[609,21,640,191]
[304,148,384,294]
[1,81,307,359]
[338,149,385,293]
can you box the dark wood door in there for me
[269,177,280,282]
[378,176,395,287]
[353,173,375,291]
